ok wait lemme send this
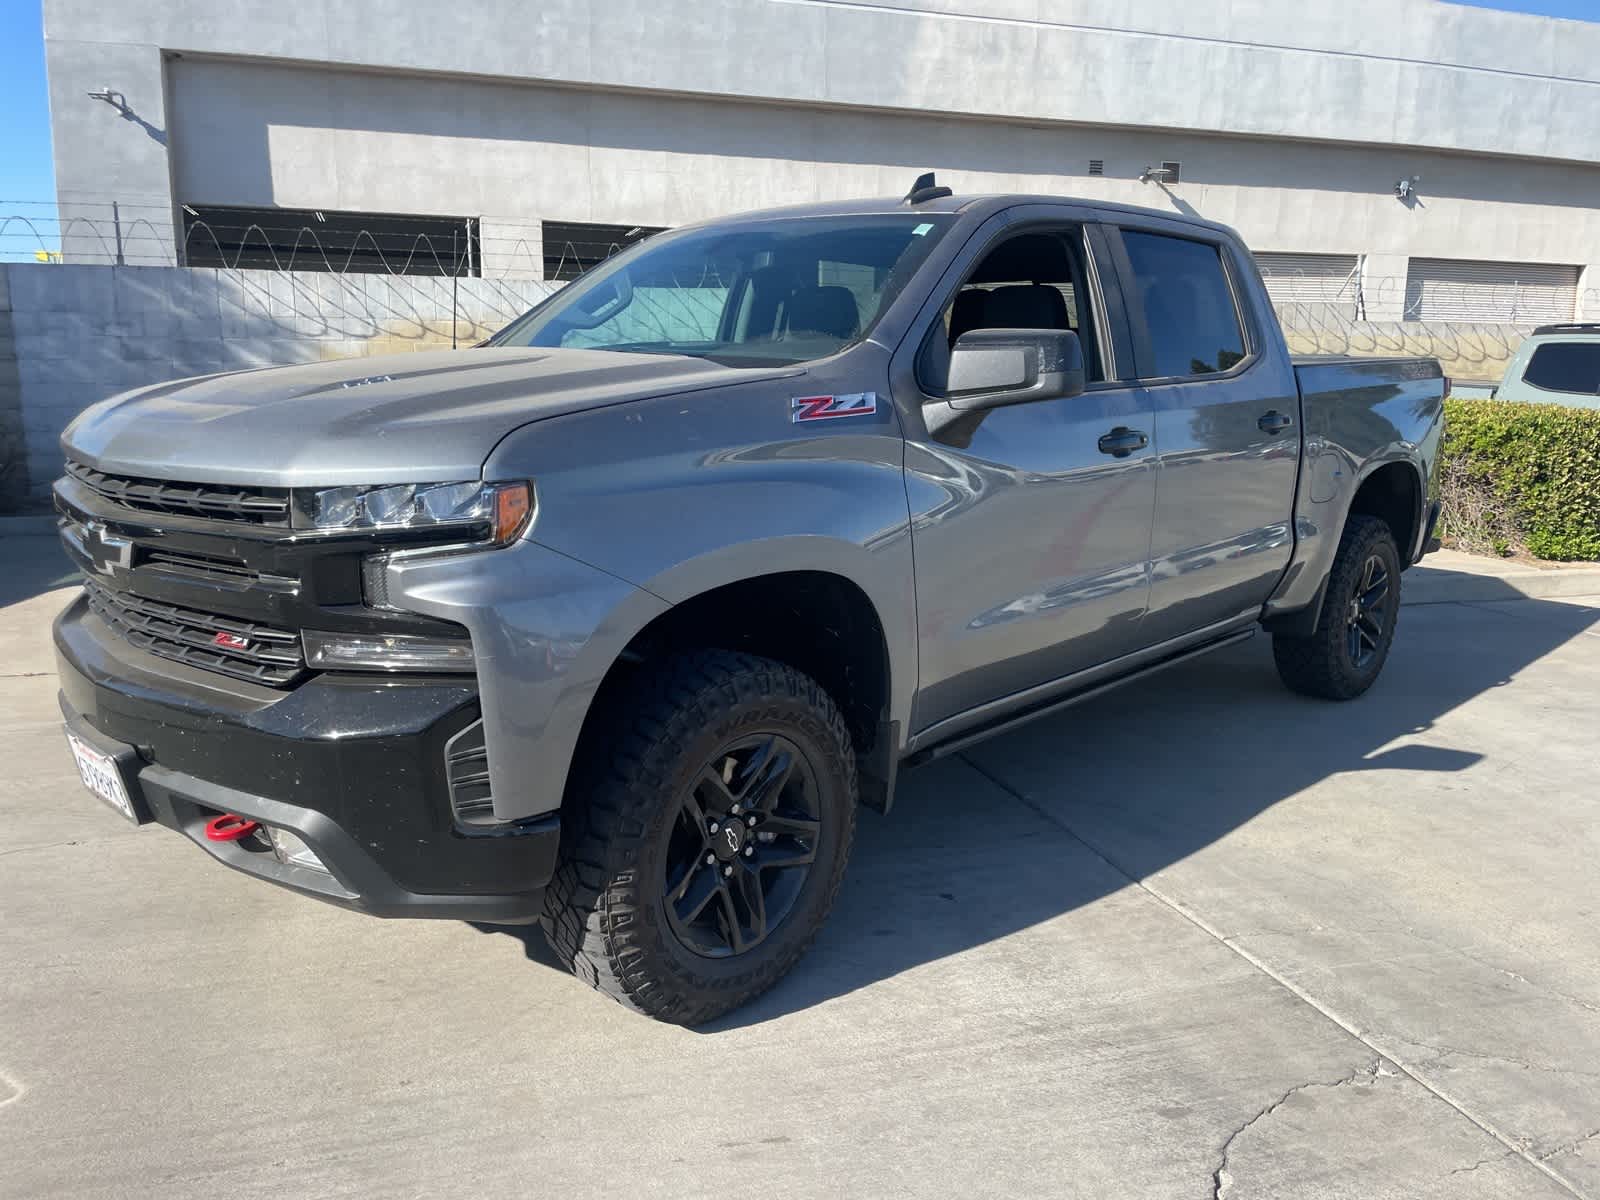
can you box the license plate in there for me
[67,733,137,823]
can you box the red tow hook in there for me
[204,813,260,842]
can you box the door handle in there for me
[1097,427,1149,457]
[1258,411,1294,435]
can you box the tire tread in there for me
[1272,515,1401,701]
[540,650,857,1025]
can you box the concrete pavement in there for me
[1404,549,1600,606]
[1,535,1597,1199]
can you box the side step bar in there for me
[904,627,1256,767]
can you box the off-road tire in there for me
[539,650,857,1025]
[1273,514,1402,700]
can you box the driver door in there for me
[896,214,1158,737]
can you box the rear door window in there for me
[1121,231,1248,379]
[1524,343,1600,395]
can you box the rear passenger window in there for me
[1524,343,1600,395]
[1121,231,1247,379]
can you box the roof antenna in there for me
[903,172,954,205]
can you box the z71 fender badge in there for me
[791,392,878,423]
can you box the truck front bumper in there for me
[54,594,557,923]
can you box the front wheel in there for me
[540,650,857,1025]
[1272,514,1402,700]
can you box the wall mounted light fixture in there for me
[86,87,129,114]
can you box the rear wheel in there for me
[1272,515,1401,700]
[540,650,857,1025]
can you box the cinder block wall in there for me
[1,263,554,511]
[0,269,24,511]
[0,260,1548,514]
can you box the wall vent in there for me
[1088,160,1105,176]
[1161,161,1182,184]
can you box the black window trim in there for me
[1103,220,1263,387]
[1521,340,1600,397]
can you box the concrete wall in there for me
[0,271,24,511]
[42,0,1600,172]
[1,263,553,510]
[2,253,1575,514]
[42,0,1600,274]
[146,58,1600,280]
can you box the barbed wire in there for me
[2,206,1594,375]
[0,206,653,282]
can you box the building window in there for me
[181,205,480,276]
[542,221,667,282]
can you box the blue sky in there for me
[2,2,52,209]
[0,0,1595,225]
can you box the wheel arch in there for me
[1347,458,1426,565]
[1262,453,1428,637]
[570,554,905,814]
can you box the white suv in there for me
[1495,324,1600,409]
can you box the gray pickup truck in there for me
[53,179,1443,1024]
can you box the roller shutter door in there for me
[1254,253,1361,307]
[1404,259,1579,323]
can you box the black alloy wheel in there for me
[1272,514,1403,701]
[540,650,857,1025]
[663,733,822,958]
[1345,553,1392,670]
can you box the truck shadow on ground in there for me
[477,586,1598,1031]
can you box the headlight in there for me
[293,480,533,544]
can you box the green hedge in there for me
[1441,398,1600,561]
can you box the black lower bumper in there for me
[54,595,557,922]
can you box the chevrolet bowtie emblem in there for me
[79,521,134,576]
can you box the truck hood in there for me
[62,347,799,486]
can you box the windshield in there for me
[489,215,953,366]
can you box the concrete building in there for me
[38,0,1600,321]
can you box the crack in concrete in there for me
[1211,1060,1384,1198]
[0,837,126,859]
[958,754,1594,1200]
[1308,900,1600,1021]
[1430,942,1600,1019]
[1451,1151,1514,1176]
[0,842,76,859]
[1541,1129,1600,1164]
[1384,1034,1600,1082]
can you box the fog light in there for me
[303,630,475,673]
[267,827,329,874]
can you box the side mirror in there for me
[944,328,1086,412]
